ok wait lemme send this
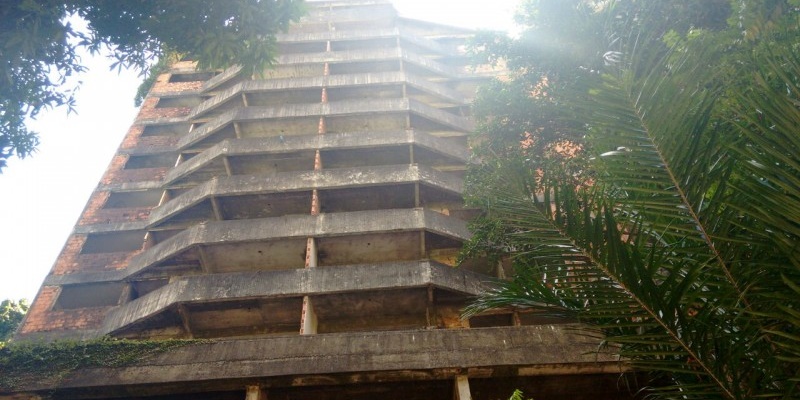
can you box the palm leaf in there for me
[464,3,800,399]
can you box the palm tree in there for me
[463,1,800,398]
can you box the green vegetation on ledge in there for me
[0,337,204,391]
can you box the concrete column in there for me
[177,304,193,338]
[197,246,212,273]
[143,232,157,249]
[419,231,426,259]
[245,385,265,400]
[157,189,171,207]
[222,156,233,176]
[314,150,323,170]
[305,238,318,268]
[210,197,224,220]
[454,375,472,400]
[300,296,318,335]
[496,259,506,279]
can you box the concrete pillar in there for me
[300,296,318,335]
[454,375,472,400]
[245,385,265,400]
[143,232,157,250]
[496,259,506,279]
[305,238,318,268]
[210,197,224,220]
[177,304,193,338]
[157,189,171,206]
[314,150,323,170]
[222,156,233,176]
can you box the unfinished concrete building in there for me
[6,1,635,399]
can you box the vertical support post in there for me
[305,237,317,268]
[454,375,472,400]
[119,283,134,304]
[143,232,157,250]
[300,296,318,335]
[210,197,224,220]
[245,385,265,400]
[233,122,242,139]
[314,150,323,171]
[496,259,506,279]
[419,231,426,259]
[158,189,171,207]
[426,285,436,328]
[222,156,233,176]
[197,246,212,273]
[177,304,194,339]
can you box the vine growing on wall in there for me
[0,337,204,391]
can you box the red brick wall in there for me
[102,166,169,185]
[20,67,206,336]
[51,235,141,275]
[80,207,152,225]
[19,286,111,333]
[136,135,180,148]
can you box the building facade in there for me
[7,1,635,399]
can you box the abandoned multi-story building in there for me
[5,1,635,399]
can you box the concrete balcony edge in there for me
[153,164,464,226]
[44,209,471,285]
[177,99,472,150]
[99,261,488,336]
[190,71,466,120]
[166,129,469,186]
[11,325,623,395]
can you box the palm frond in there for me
[464,3,800,399]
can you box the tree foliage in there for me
[464,1,800,398]
[0,299,28,343]
[0,0,305,171]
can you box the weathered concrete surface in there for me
[167,129,468,185]
[152,164,463,226]
[44,209,469,285]
[276,28,455,56]
[73,221,149,235]
[178,98,473,149]
[12,325,622,396]
[192,71,466,119]
[99,261,487,336]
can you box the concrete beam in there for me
[191,71,466,120]
[73,222,149,235]
[15,326,623,394]
[201,65,243,93]
[178,99,472,150]
[166,130,468,185]
[151,164,463,227]
[98,261,487,336]
[44,209,470,285]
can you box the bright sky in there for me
[0,0,519,302]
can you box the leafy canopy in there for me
[464,0,800,398]
[0,299,28,343]
[0,0,305,171]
